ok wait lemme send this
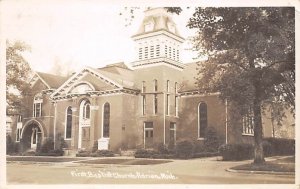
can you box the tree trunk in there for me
[253,87,265,164]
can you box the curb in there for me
[226,168,295,175]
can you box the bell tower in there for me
[131,7,185,69]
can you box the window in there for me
[177,49,180,60]
[144,122,153,138]
[174,82,178,94]
[150,46,154,58]
[165,45,168,57]
[154,79,158,92]
[242,108,254,135]
[169,47,172,58]
[173,48,176,60]
[144,47,148,59]
[33,93,43,117]
[175,96,178,117]
[65,107,72,139]
[156,45,160,57]
[17,115,22,122]
[198,102,208,138]
[103,103,110,138]
[142,81,146,93]
[166,94,170,115]
[139,47,143,60]
[83,101,90,119]
[142,95,146,115]
[16,128,22,142]
[170,122,176,145]
[154,94,158,114]
[167,80,170,93]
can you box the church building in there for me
[9,8,289,154]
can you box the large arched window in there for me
[65,106,72,139]
[83,101,90,119]
[103,102,110,138]
[198,102,208,138]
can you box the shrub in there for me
[193,152,220,158]
[39,138,54,153]
[262,141,273,157]
[6,135,14,154]
[219,143,253,161]
[263,137,295,156]
[203,127,221,152]
[157,143,169,154]
[175,139,195,159]
[134,149,158,158]
[76,150,91,157]
[36,149,64,156]
[92,150,114,157]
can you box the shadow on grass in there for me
[230,156,295,173]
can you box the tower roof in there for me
[132,7,183,39]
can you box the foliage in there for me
[187,7,294,164]
[6,135,20,154]
[134,149,158,158]
[219,143,254,161]
[6,40,32,114]
[39,138,54,153]
[175,139,195,159]
[92,150,114,157]
[203,127,222,152]
[263,137,295,156]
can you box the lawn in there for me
[6,156,86,162]
[77,158,172,165]
[230,156,295,173]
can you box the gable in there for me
[51,67,123,98]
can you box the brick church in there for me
[8,8,293,153]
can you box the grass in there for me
[231,156,295,173]
[77,158,172,165]
[6,156,85,162]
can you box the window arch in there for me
[65,106,72,139]
[69,82,94,94]
[103,102,110,138]
[198,102,208,138]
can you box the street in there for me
[6,157,295,184]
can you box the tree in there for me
[186,7,294,164]
[6,40,32,115]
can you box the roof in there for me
[36,72,68,89]
[132,7,183,39]
[179,62,200,92]
[91,66,137,90]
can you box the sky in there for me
[2,1,200,75]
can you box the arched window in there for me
[33,93,43,117]
[198,102,208,138]
[83,101,90,119]
[65,107,72,139]
[103,103,110,138]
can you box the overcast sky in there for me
[2,0,297,76]
[2,1,200,75]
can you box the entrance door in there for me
[30,127,41,149]
[144,122,154,148]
